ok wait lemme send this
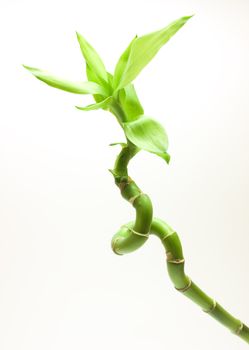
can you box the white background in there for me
[0,0,249,349]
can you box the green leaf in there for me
[76,32,109,85]
[118,84,144,121]
[86,63,100,84]
[107,72,114,87]
[23,65,107,95]
[123,115,170,163]
[86,64,106,103]
[113,35,137,89]
[86,65,113,103]
[115,15,193,91]
[76,96,112,111]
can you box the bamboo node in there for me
[168,258,185,264]
[118,181,128,192]
[162,231,176,241]
[128,192,144,205]
[111,238,123,256]
[166,251,185,264]
[234,322,244,335]
[203,299,217,313]
[175,278,192,293]
[123,225,150,238]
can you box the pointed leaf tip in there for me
[114,15,193,91]
[159,151,171,164]
[76,96,112,111]
[76,31,109,85]
[23,65,108,95]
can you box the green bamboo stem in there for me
[150,218,249,343]
[110,134,249,344]
[111,177,153,255]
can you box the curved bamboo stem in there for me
[111,143,153,255]
[151,218,249,343]
[110,136,249,345]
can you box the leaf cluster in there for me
[24,15,193,164]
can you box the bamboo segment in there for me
[111,221,149,255]
[111,176,153,255]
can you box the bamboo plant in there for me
[23,15,249,345]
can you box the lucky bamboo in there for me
[23,15,249,345]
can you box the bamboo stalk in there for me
[110,141,249,344]
[150,218,249,343]
[111,175,152,255]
